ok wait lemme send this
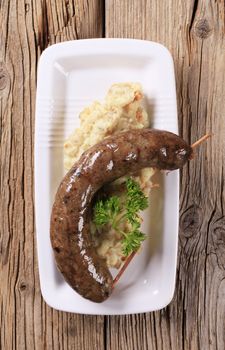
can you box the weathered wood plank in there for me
[106,1,225,349]
[1,0,225,349]
[0,1,104,349]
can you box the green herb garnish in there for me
[126,177,148,225]
[93,196,121,228]
[93,178,148,256]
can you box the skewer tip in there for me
[191,133,212,149]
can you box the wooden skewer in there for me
[113,251,137,288]
[113,133,212,288]
[191,133,212,149]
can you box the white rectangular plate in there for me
[35,39,179,315]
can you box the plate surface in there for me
[35,39,179,315]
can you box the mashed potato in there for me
[64,83,155,269]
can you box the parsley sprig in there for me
[93,178,148,256]
[93,196,121,228]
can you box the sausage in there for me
[50,129,193,302]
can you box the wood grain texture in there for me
[0,0,224,349]
[106,1,225,349]
[0,1,105,349]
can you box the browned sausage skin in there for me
[50,129,193,302]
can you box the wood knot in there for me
[194,19,212,39]
[19,282,27,292]
[25,3,30,12]
[68,326,77,337]
[0,64,9,91]
[180,205,201,238]
[211,217,225,268]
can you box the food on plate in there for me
[93,177,149,258]
[64,83,155,269]
[50,128,193,303]
[64,83,149,171]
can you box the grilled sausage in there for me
[50,129,193,302]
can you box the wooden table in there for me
[1,1,224,349]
